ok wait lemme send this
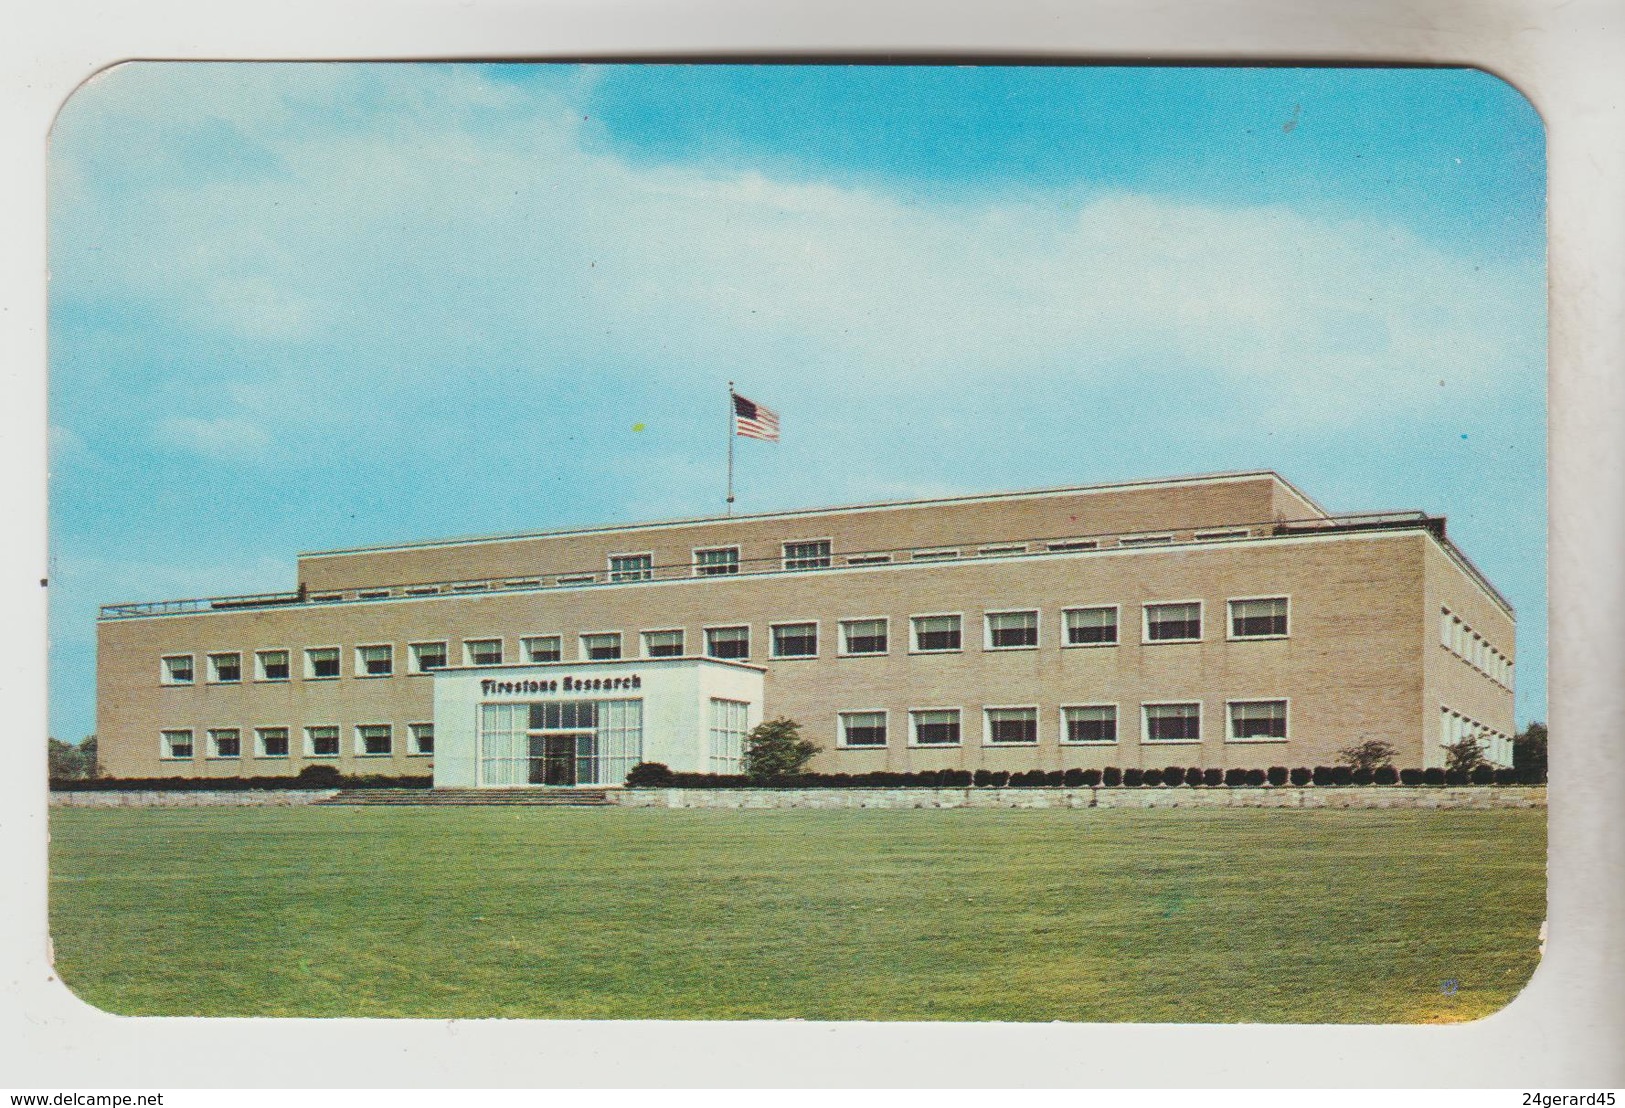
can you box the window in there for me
[1144,702,1201,743]
[409,641,448,673]
[1229,597,1289,639]
[771,622,818,658]
[451,582,489,593]
[1440,608,1453,648]
[521,635,562,663]
[1063,606,1118,646]
[1228,700,1288,741]
[840,618,888,655]
[709,698,749,773]
[464,639,503,666]
[406,586,439,596]
[1062,705,1117,744]
[839,711,888,748]
[305,726,340,757]
[207,652,242,683]
[256,727,290,758]
[847,554,891,565]
[408,723,434,756]
[911,548,959,561]
[1195,529,1249,541]
[312,593,344,602]
[706,626,750,660]
[609,553,653,582]
[356,644,394,677]
[1047,540,1097,552]
[582,633,622,661]
[985,707,1038,745]
[910,709,961,747]
[356,724,392,756]
[695,546,740,576]
[207,728,241,758]
[783,540,832,570]
[358,589,391,600]
[1145,602,1202,642]
[305,647,340,679]
[1120,534,1173,547]
[911,614,962,653]
[504,579,541,589]
[256,649,290,681]
[642,629,685,658]
[979,544,1026,556]
[985,610,1038,649]
[557,574,596,586]
[161,730,194,759]
[160,654,194,685]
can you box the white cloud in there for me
[155,415,271,458]
[53,64,1543,428]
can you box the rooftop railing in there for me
[99,510,1501,620]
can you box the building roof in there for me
[299,469,1327,559]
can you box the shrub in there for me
[1445,768,1469,786]
[1442,734,1488,774]
[1374,765,1399,785]
[1162,766,1186,787]
[1312,766,1333,787]
[989,770,1011,788]
[1350,767,1374,786]
[973,769,992,787]
[1400,768,1424,786]
[1330,766,1353,787]
[1493,767,1519,786]
[1044,770,1065,787]
[1336,739,1399,773]
[1142,768,1164,787]
[296,764,343,788]
[1244,768,1266,787]
[1062,768,1086,788]
[742,718,820,780]
[1203,768,1224,788]
[1185,767,1205,787]
[624,762,674,788]
[1290,767,1312,786]
[1123,768,1144,787]
[1224,767,1246,787]
[1470,764,1495,786]
[1080,768,1102,787]
[1103,767,1122,787]
[1267,766,1288,787]
[1423,767,1446,786]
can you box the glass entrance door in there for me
[542,733,581,785]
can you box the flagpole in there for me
[726,382,735,517]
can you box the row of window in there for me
[835,700,1290,749]
[1439,707,1513,765]
[309,530,1262,601]
[1438,608,1513,689]
[159,723,434,760]
[157,597,1292,685]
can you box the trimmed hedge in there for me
[48,772,432,792]
[616,762,1547,790]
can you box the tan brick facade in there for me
[94,472,1515,779]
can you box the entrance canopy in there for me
[432,656,765,787]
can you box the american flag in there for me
[732,392,780,441]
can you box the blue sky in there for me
[48,63,1547,740]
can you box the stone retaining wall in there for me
[610,785,1547,810]
[50,789,338,808]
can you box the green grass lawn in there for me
[48,806,1544,1022]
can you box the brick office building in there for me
[94,471,1516,785]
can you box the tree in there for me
[741,718,820,780]
[1336,738,1398,772]
[47,734,100,780]
[1513,721,1547,779]
[1443,733,1488,773]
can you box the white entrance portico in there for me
[431,657,765,787]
